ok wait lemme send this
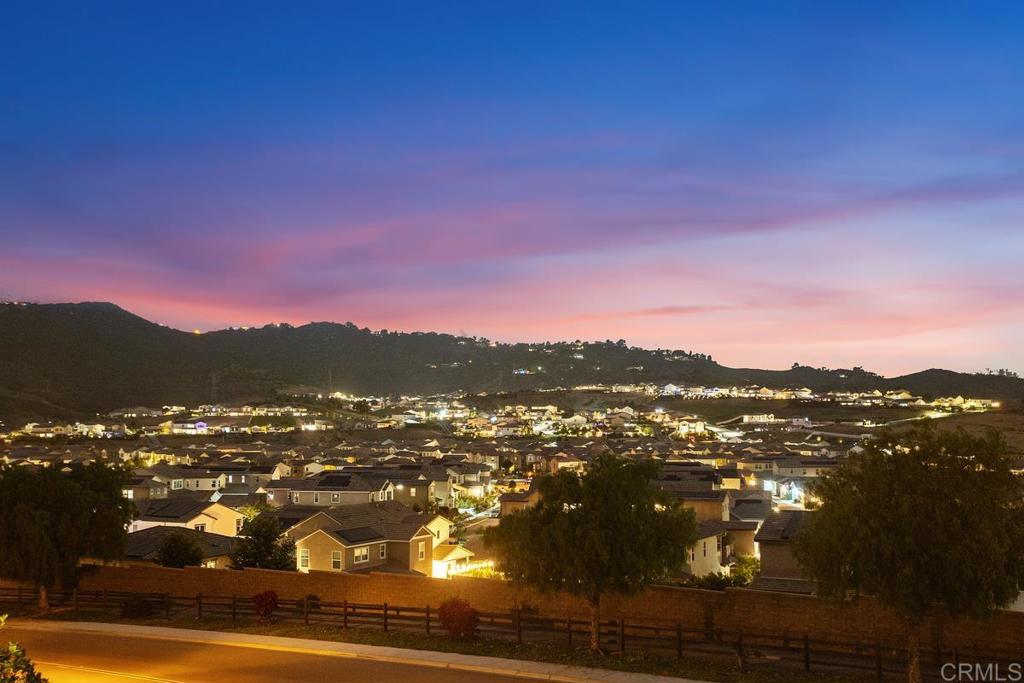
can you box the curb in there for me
[7,619,709,683]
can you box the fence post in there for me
[515,608,522,644]
[232,595,237,622]
[619,619,626,654]
[303,597,309,626]
[875,641,883,682]
[736,629,745,671]
[803,634,810,672]
[676,623,683,659]
[383,602,388,631]
[425,605,431,636]
[343,600,348,629]
[196,593,202,619]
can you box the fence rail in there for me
[0,587,1016,681]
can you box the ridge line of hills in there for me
[1,301,1022,422]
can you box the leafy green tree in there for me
[238,502,270,522]
[155,531,205,569]
[793,427,1024,683]
[0,463,133,608]
[1,615,47,683]
[484,454,698,653]
[231,516,296,570]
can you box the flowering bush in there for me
[437,597,478,639]
[1,614,47,683]
[252,590,278,624]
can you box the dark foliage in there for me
[252,590,278,624]
[0,462,133,606]
[231,516,295,571]
[437,598,479,639]
[155,531,204,569]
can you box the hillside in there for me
[1,301,1022,422]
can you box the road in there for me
[5,626,547,683]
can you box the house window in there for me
[332,493,340,503]
[195,480,200,488]
[313,492,320,504]
[299,549,309,569]
[689,549,695,562]
[702,541,707,557]
[173,480,183,489]
[410,487,417,497]
[194,523,206,532]
[354,546,369,564]
[379,544,387,560]
[417,541,426,561]
[236,518,244,533]
[331,551,342,570]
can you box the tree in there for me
[231,516,296,570]
[1,615,46,683]
[155,531,204,569]
[0,463,133,608]
[793,427,1024,683]
[238,502,270,522]
[484,454,698,653]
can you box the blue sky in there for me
[2,1,1023,374]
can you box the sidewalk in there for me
[10,619,713,683]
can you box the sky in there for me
[2,2,1023,376]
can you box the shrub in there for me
[437,597,478,639]
[1,614,47,683]
[729,556,760,585]
[155,531,204,568]
[252,590,278,624]
[120,593,154,618]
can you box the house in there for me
[265,473,395,507]
[686,520,729,577]
[122,526,238,569]
[750,510,815,594]
[122,475,169,501]
[284,501,469,577]
[499,478,542,516]
[131,499,245,537]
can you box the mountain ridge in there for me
[1,301,1021,422]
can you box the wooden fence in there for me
[1,587,1017,681]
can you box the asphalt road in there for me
[6,627,546,683]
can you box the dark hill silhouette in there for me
[1,301,1021,422]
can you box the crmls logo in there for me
[942,663,1024,682]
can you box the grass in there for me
[896,409,1024,455]
[2,602,873,683]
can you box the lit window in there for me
[410,487,417,497]
[332,493,340,503]
[299,549,309,569]
[354,546,369,563]
[331,551,342,570]
[236,518,243,533]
